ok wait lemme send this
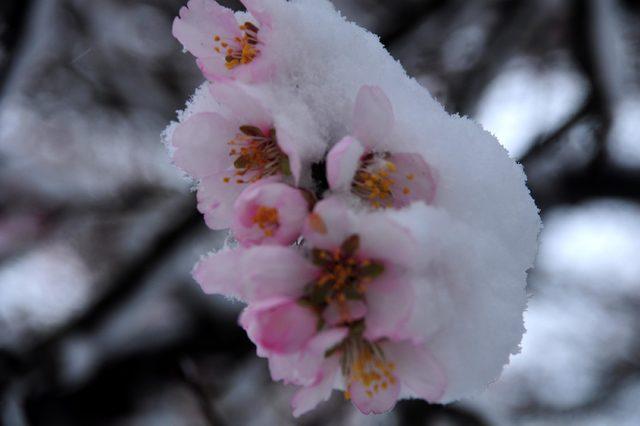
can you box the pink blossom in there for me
[193,197,447,414]
[326,86,437,209]
[173,0,273,82]
[231,180,311,247]
[171,83,303,229]
[195,197,420,340]
[291,337,446,417]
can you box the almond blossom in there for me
[326,86,437,209]
[193,197,447,414]
[171,83,303,229]
[231,180,311,247]
[173,0,273,81]
[166,0,541,419]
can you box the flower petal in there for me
[292,356,340,417]
[352,85,394,148]
[209,83,272,130]
[326,136,365,192]
[382,341,447,402]
[242,246,317,302]
[269,327,348,386]
[240,297,318,354]
[192,248,243,299]
[197,172,246,230]
[173,0,240,58]
[172,112,236,179]
[348,369,400,415]
[363,270,414,341]
[231,181,309,247]
[302,197,356,250]
[358,212,418,269]
[388,153,437,207]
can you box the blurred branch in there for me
[0,0,35,94]
[450,1,541,115]
[180,357,227,426]
[8,206,203,379]
[520,95,595,167]
[380,0,448,47]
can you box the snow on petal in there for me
[167,0,541,417]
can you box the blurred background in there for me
[1,0,639,424]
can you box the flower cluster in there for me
[166,0,540,417]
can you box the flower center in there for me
[213,22,260,70]
[252,206,279,237]
[341,337,397,400]
[223,125,290,185]
[352,153,407,208]
[304,235,384,317]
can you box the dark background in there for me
[1,0,639,424]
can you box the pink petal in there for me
[382,341,447,402]
[197,57,237,82]
[358,213,418,269]
[209,83,272,130]
[240,297,318,354]
[323,300,367,326]
[269,328,348,386]
[363,271,415,341]
[352,86,394,148]
[302,197,355,250]
[348,370,400,415]
[326,137,365,191]
[197,172,245,230]
[231,181,309,247]
[192,249,243,299]
[173,0,240,58]
[292,356,340,417]
[388,153,437,207]
[242,246,317,302]
[172,112,236,179]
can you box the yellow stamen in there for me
[223,126,288,185]
[212,21,260,71]
[352,157,397,209]
[308,213,327,234]
[252,206,279,237]
[310,235,384,317]
[344,339,397,399]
